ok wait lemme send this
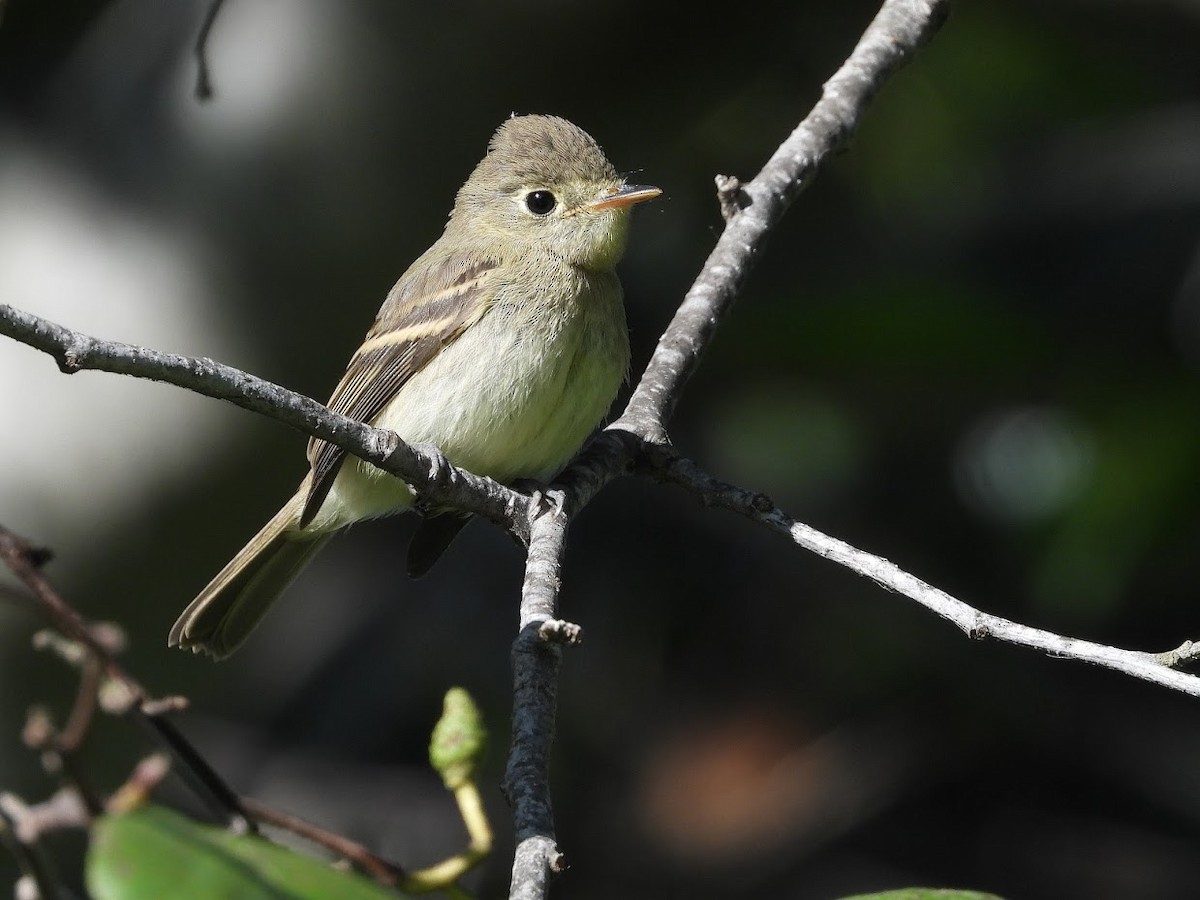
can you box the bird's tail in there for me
[169,496,329,659]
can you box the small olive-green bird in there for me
[169,114,659,659]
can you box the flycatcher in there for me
[170,114,660,658]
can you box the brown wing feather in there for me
[300,256,498,526]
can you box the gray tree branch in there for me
[650,451,1200,696]
[0,304,533,540]
[615,0,950,438]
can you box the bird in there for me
[169,114,660,658]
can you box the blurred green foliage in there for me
[87,805,404,900]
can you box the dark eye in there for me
[525,190,557,216]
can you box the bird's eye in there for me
[524,190,557,216]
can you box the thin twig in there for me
[21,627,107,814]
[618,0,949,438]
[194,0,227,101]
[239,796,406,887]
[0,525,253,832]
[57,656,102,753]
[650,451,1200,696]
[22,684,106,818]
[2,531,443,891]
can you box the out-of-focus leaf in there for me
[86,804,405,899]
[1030,390,1200,617]
[705,386,867,508]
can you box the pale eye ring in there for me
[524,190,557,216]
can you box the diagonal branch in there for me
[616,0,950,439]
[650,451,1200,696]
[194,0,228,101]
[0,304,532,539]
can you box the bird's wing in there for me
[300,254,500,527]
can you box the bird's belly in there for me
[315,288,627,529]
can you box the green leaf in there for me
[87,804,406,899]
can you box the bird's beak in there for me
[584,184,662,212]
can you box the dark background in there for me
[2,1,1200,898]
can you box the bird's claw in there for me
[512,479,566,518]
[537,488,567,517]
[411,443,451,484]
